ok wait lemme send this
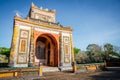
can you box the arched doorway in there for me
[35,34,58,67]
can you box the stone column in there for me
[28,27,34,66]
[59,32,63,66]
[70,33,77,72]
[70,33,74,62]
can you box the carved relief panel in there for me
[17,30,29,64]
[63,36,70,63]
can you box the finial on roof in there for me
[15,12,21,17]
[31,2,38,8]
[31,2,35,7]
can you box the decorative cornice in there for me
[14,16,72,31]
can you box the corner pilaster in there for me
[9,26,19,67]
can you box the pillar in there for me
[59,33,63,66]
[28,27,34,66]
[70,34,77,72]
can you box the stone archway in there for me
[35,34,58,67]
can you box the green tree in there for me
[113,46,120,57]
[0,47,10,57]
[0,47,10,63]
[104,43,114,60]
[75,51,90,64]
[86,44,103,62]
[74,47,80,55]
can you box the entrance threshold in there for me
[42,66,59,72]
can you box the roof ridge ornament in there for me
[31,2,38,8]
[31,2,35,7]
[15,12,21,17]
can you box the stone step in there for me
[42,66,72,72]
[42,67,59,72]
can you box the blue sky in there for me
[0,0,120,50]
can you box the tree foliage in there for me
[86,44,103,62]
[74,47,81,55]
[0,47,10,57]
[104,43,114,54]
[103,43,120,60]
[75,51,90,64]
[113,46,120,57]
[74,43,120,64]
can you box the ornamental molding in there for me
[33,9,55,17]
[14,17,72,31]
[18,25,31,30]
[62,32,70,37]
[34,27,59,34]
[15,20,72,34]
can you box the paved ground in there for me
[1,67,120,80]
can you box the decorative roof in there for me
[14,3,72,31]
[31,2,56,13]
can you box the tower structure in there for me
[9,3,74,68]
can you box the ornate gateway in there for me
[9,3,74,68]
